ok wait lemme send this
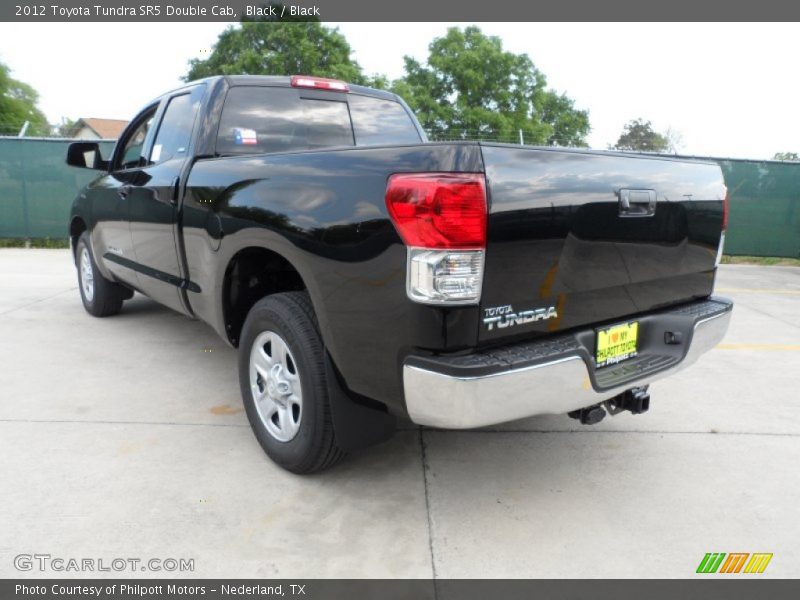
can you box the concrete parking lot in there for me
[1,249,798,578]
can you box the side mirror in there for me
[66,142,109,170]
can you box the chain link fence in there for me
[0,137,115,238]
[0,122,77,138]
[427,128,581,147]
[715,158,800,257]
[0,135,797,257]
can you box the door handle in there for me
[618,189,656,217]
[118,184,132,199]
[170,176,180,206]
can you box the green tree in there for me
[665,126,684,154]
[391,26,590,146]
[613,118,670,152]
[52,117,78,137]
[184,17,367,84]
[773,152,799,161]
[0,61,49,136]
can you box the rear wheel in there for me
[75,232,127,317]
[238,292,345,474]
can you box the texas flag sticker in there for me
[233,128,258,145]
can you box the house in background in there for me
[69,118,129,140]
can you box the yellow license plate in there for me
[596,321,639,368]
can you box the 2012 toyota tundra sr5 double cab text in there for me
[67,75,733,473]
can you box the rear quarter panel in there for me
[182,143,484,410]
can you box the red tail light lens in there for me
[385,173,487,249]
[722,193,729,230]
[290,75,349,92]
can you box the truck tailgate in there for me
[479,145,726,343]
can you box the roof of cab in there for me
[149,75,400,108]
[217,74,399,101]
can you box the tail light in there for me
[385,173,487,304]
[716,191,728,267]
[290,75,349,92]
[722,193,729,230]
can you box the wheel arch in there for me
[219,243,326,349]
[69,215,88,261]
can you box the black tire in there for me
[238,291,345,474]
[75,232,126,317]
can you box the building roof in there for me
[75,118,129,139]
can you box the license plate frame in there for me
[595,321,639,368]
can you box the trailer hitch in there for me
[605,386,650,415]
[568,386,650,425]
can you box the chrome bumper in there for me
[403,298,733,429]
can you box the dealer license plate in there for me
[596,321,639,368]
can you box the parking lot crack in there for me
[0,287,76,316]
[419,429,439,585]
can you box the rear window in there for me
[349,94,422,145]
[216,86,421,155]
[216,87,354,155]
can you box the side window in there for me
[216,86,354,155]
[150,87,203,164]
[349,94,422,146]
[117,107,156,170]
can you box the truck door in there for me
[91,105,158,287]
[124,86,204,313]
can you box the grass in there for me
[0,238,70,249]
[721,255,800,267]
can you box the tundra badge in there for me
[483,304,558,330]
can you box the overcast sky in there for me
[0,22,797,158]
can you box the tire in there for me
[238,291,345,474]
[75,232,126,317]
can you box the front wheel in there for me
[75,232,127,317]
[238,292,345,474]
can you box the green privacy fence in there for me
[0,137,115,238]
[715,159,800,257]
[0,138,798,256]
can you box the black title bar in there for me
[3,0,800,22]
[4,579,800,600]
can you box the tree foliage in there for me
[0,61,49,136]
[613,118,670,152]
[56,117,78,137]
[185,18,367,84]
[184,23,591,146]
[664,127,684,154]
[773,151,799,161]
[390,26,590,146]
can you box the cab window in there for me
[149,87,203,164]
[116,106,157,170]
[349,94,422,145]
[216,86,354,155]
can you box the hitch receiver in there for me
[605,386,650,416]
[568,386,650,425]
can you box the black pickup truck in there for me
[67,75,732,473]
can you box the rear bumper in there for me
[403,297,733,428]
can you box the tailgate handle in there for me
[618,189,656,217]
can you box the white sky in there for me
[0,22,797,158]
